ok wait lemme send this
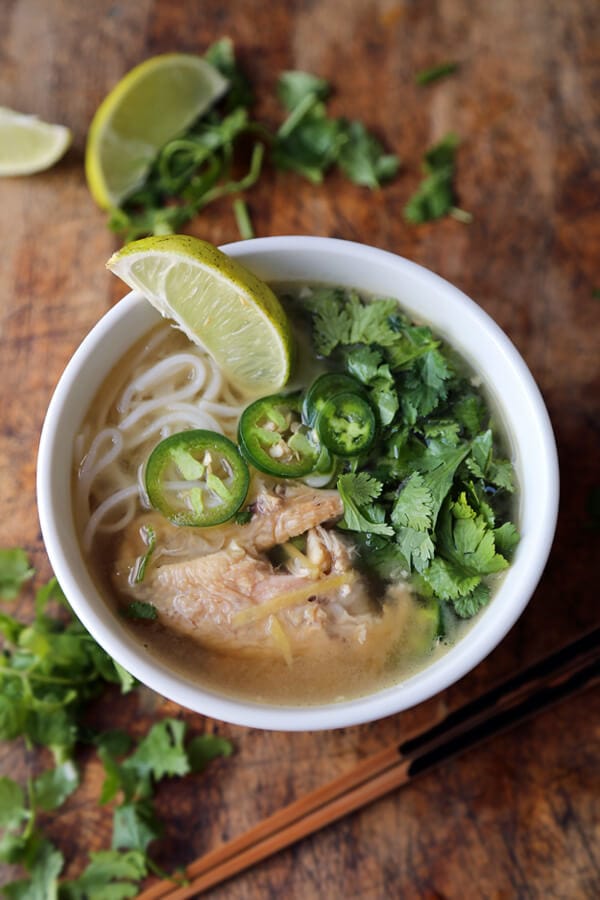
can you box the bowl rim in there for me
[37,236,559,730]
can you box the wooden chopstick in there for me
[136,626,600,900]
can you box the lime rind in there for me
[107,236,293,398]
[85,54,228,209]
[0,107,71,176]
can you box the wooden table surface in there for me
[1,1,599,897]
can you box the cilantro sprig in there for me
[0,555,233,897]
[404,132,472,224]
[299,288,519,621]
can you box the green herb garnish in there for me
[415,61,459,85]
[301,288,519,620]
[233,198,254,239]
[0,553,233,897]
[109,44,399,242]
[404,132,471,224]
[124,600,158,620]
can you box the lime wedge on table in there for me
[85,54,228,209]
[0,107,71,176]
[107,235,293,398]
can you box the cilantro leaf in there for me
[187,734,234,773]
[415,61,459,85]
[416,441,472,525]
[112,801,161,854]
[437,497,509,577]
[422,556,481,601]
[466,430,515,491]
[395,526,436,574]
[32,762,79,812]
[0,777,28,830]
[204,37,253,110]
[494,521,520,557]
[337,473,394,537]
[345,346,399,426]
[303,288,354,355]
[273,103,343,182]
[404,132,468,224]
[277,71,330,111]
[391,473,433,531]
[59,850,147,900]
[123,601,157,621]
[453,582,491,618]
[124,718,190,782]
[452,392,486,436]
[338,120,400,188]
[3,840,64,900]
[0,549,34,599]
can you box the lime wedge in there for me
[107,235,293,398]
[0,107,71,176]
[85,54,228,209]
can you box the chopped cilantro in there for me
[404,132,470,224]
[132,525,156,584]
[109,50,399,241]
[0,555,234,897]
[415,61,459,86]
[301,287,519,619]
[0,548,34,599]
[233,197,254,239]
[337,474,394,537]
[338,120,400,188]
[123,600,158,620]
[234,507,253,525]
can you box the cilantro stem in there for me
[449,205,473,224]
[146,856,189,886]
[233,198,254,239]
[198,142,264,208]
[277,91,319,138]
[415,61,459,86]
[1,668,98,686]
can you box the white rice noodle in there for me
[82,485,140,552]
[75,328,240,552]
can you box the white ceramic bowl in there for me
[37,237,559,730]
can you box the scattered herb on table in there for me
[403,132,472,224]
[107,38,400,243]
[415,61,459,85]
[0,551,233,897]
[297,288,519,622]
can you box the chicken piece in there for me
[115,483,343,585]
[230,484,344,552]
[149,544,326,654]
[114,481,413,663]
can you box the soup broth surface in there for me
[74,285,515,705]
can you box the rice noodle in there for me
[75,324,240,549]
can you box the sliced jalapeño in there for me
[238,393,321,477]
[145,430,249,527]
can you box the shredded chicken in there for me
[114,481,413,661]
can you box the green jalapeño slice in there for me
[316,391,376,457]
[238,393,321,477]
[145,430,249,526]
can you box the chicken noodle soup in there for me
[74,286,518,704]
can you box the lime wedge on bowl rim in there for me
[85,54,228,209]
[0,107,71,176]
[107,235,293,398]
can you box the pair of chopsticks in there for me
[137,626,600,900]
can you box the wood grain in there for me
[1,0,599,897]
